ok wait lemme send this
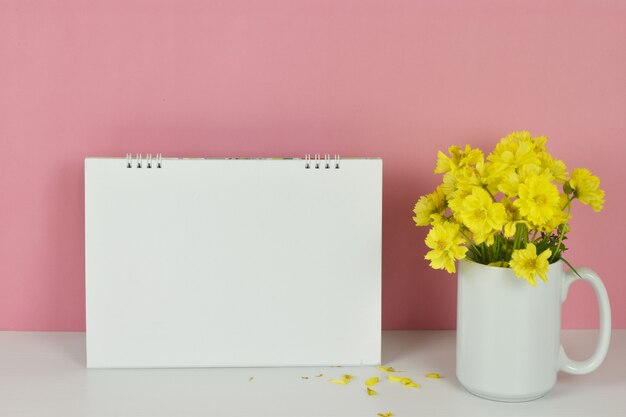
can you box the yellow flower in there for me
[501,197,530,237]
[472,229,497,246]
[429,213,454,227]
[539,194,571,233]
[435,145,484,174]
[497,171,521,198]
[569,168,605,212]
[447,188,471,218]
[509,243,552,286]
[485,131,553,194]
[413,186,446,226]
[435,146,461,174]
[487,131,541,177]
[539,151,568,183]
[440,171,457,198]
[457,188,507,243]
[496,164,544,198]
[452,165,487,193]
[530,134,548,151]
[424,222,468,273]
[514,175,560,227]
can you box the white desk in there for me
[0,330,624,416]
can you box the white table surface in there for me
[0,330,624,417]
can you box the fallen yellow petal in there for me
[329,378,349,385]
[377,365,400,372]
[343,374,354,381]
[377,412,393,417]
[365,377,380,387]
[388,375,420,388]
[426,373,443,379]
[367,387,377,396]
[403,380,421,388]
[387,375,404,383]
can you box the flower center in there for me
[535,194,547,205]
[523,259,537,270]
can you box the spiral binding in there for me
[304,154,340,169]
[126,153,162,168]
[126,154,340,169]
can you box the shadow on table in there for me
[50,332,87,368]
[381,331,456,372]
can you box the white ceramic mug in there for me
[456,259,611,402]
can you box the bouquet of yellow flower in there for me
[413,131,605,286]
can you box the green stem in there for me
[550,204,572,263]
[484,186,497,202]
[513,224,521,251]
[467,246,480,262]
[494,234,502,263]
[531,229,538,242]
[459,229,481,261]
[562,195,575,210]
[459,229,473,246]
[561,257,583,279]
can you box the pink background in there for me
[1,0,624,331]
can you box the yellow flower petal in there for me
[388,375,420,388]
[329,378,349,385]
[387,375,404,383]
[343,374,354,381]
[413,186,447,226]
[510,243,551,285]
[424,222,468,273]
[377,412,394,417]
[426,373,443,379]
[457,188,507,241]
[378,365,403,373]
[367,387,378,396]
[514,174,561,227]
[365,377,380,387]
[569,168,605,212]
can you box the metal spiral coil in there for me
[304,154,340,169]
[126,153,162,168]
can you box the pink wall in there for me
[1,0,625,331]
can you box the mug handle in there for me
[559,268,612,374]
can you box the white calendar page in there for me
[85,157,382,368]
